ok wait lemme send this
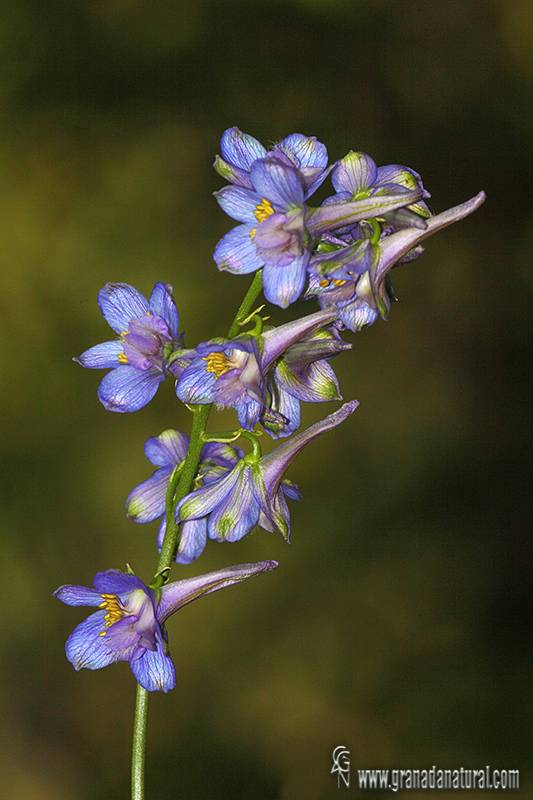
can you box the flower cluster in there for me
[213,127,485,325]
[57,128,485,692]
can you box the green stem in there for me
[130,269,265,799]
[131,685,149,800]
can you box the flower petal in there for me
[175,360,216,404]
[250,159,305,211]
[65,611,118,671]
[214,185,261,223]
[129,633,176,693]
[149,283,180,337]
[144,429,190,467]
[98,366,162,412]
[126,467,172,523]
[174,518,208,564]
[98,283,149,334]
[214,225,264,275]
[54,584,103,607]
[74,340,123,369]
[331,151,377,195]
[219,127,266,172]
[262,256,308,308]
[93,570,147,595]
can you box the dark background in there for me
[1,1,531,797]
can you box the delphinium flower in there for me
[75,282,183,412]
[173,308,348,435]
[176,400,358,555]
[308,191,487,331]
[261,325,352,438]
[54,561,278,692]
[213,126,331,198]
[126,429,244,564]
[213,130,424,308]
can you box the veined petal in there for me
[98,366,162,412]
[126,467,172,523]
[174,518,208,565]
[144,429,190,467]
[214,185,262,223]
[93,570,147,596]
[250,159,305,211]
[54,584,103,607]
[331,151,378,195]
[214,225,264,274]
[214,155,253,189]
[149,283,179,337]
[157,560,278,623]
[175,361,216,404]
[236,398,263,431]
[178,463,243,521]
[207,468,259,542]
[74,340,123,369]
[307,189,423,237]
[65,611,118,671]
[277,359,342,402]
[98,283,149,334]
[130,634,176,693]
[279,133,328,171]
[220,127,267,172]
[262,256,308,309]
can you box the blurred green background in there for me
[1,0,531,797]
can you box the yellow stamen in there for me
[254,198,274,223]
[118,352,129,364]
[333,279,347,287]
[249,227,257,242]
[319,279,331,288]
[99,593,125,634]
[203,352,231,379]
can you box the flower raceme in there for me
[54,561,278,692]
[75,282,183,412]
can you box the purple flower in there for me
[328,150,431,230]
[214,126,330,198]
[75,282,183,412]
[54,561,278,692]
[214,155,424,308]
[175,336,265,430]
[177,400,358,548]
[262,325,352,438]
[309,191,486,330]
[174,308,346,436]
[126,429,243,565]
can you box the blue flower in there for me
[177,400,358,548]
[126,429,243,565]
[174,308,347,436]
[308,191,487,330]
[214,155,424,308]
[214,126,330,198]
[75,282,183,412]
[262,325,352,438]
[54,561,278,692]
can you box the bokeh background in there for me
[1,1,532,797]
